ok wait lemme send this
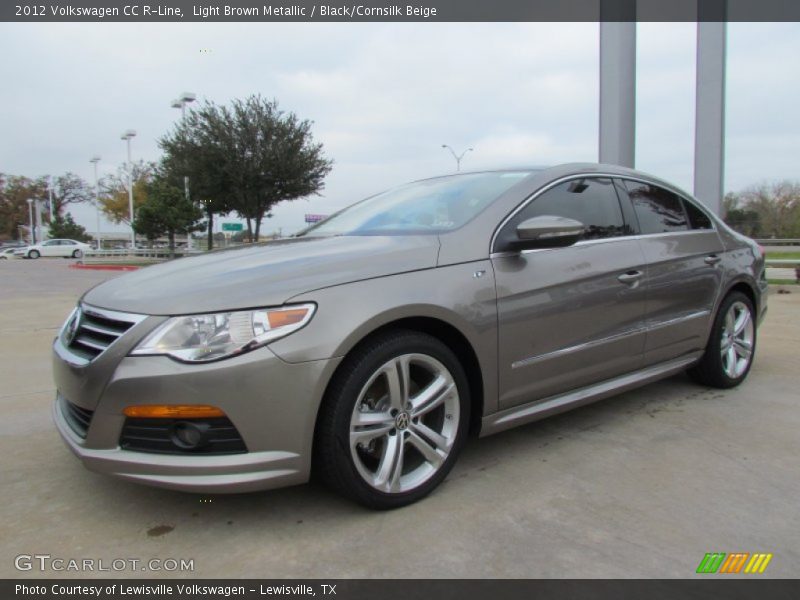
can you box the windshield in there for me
[302,171,532,236]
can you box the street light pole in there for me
[47,176,54,222]
[26,198,34,244]
[171,92,196,249]
[441,144,474,171]
[120,130,137,249]
[90,156,101,249]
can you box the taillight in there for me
[757,244,766,258]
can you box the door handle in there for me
[617,270,643,284]
[704,254,722,266]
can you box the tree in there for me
[48,213,92,242]
[133,177,203,257]
[159,109,233,250]
[724,181,800,238]
[99,160,155,226]
[722,193,761,237]
[0,175,48,241]
[159,95,333,243]
[50,173,92,217]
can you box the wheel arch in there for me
[702,278,760,349]
[719,278,759,319]
[314,315,486,440]
[728,281,757,309]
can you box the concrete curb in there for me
[69,263,140,272]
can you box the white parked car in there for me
[16,239,92,259]
[0,247,19,259]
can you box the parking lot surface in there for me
[1,259,798,578]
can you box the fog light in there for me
[170,421,210,450]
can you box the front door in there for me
[492,177,648,409]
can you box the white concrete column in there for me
[694,18,727,214]
[599,20,637,168]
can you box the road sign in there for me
[305,213,329,224]
[222,223,243,232]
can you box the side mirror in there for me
[513,215,584,249]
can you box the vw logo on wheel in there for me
[395,411,410,431]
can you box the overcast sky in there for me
[1,22,798,235]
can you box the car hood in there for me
[82,235,440,315]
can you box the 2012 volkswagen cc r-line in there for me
[52,163,767,509]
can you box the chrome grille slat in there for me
[79,322,124,337]
[63,304,145,363]
[74,336,108,351]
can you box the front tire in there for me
[315,330,470,509]
[688,291,756,388]
[72,249,83,259]
[28,250,40,259]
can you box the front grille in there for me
[62,396,94,439]
[66,307,139,361]
[120,418,248,455]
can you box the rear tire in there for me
[315,330,470,509]
[688,291,756,389]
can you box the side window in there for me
[623,180,688,234]
[44,240,58,246]
[682,199,713,230]
[508,177,631,243]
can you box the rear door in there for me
[492,177,648,409]
[617,179,724,366]
[40,240,61,257]
[60,240,78,256]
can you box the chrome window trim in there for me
[618,176,718,235]
[489,229,718,259]
[510,310,710,370]
[489,172,718,254]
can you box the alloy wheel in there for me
[720,300,754,379]
[349,353,460,494]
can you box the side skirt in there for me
[480,353,702,437]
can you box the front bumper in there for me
[52,336,341,493]
[53,396,306,493]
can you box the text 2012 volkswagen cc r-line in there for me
[53,163,767,509]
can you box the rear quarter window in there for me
[623,180,688,234]
[682,199,713,230]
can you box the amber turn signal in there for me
[123,405,226,419]
[267,308,309,329]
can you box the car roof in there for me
[430,163,698,202]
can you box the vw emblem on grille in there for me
[64,308,82,345]
[395,411,410,431]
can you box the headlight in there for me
[131,304,315,363]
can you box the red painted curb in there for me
[69,263,140,272]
